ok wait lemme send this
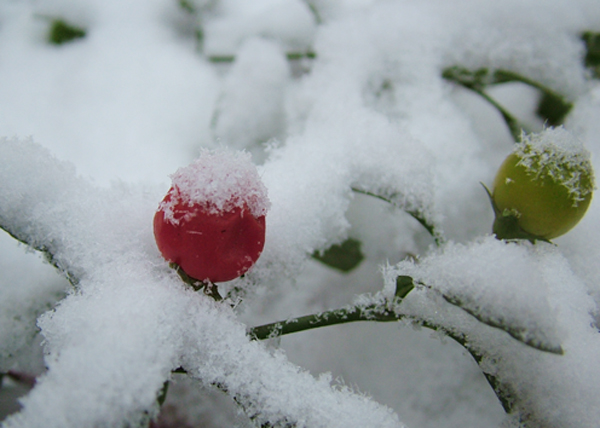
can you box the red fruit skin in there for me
[153,192,266,283]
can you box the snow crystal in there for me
[161,148,270,222]
[513,126,595,201]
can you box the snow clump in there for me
[160,148,271,222]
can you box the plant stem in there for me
[248,304,399,340]
[471,88,524,141]
[492,69,571,107]
[246,297,519,413]
[249,274,562,355]
[442,67,525,141]
[208,51,316,63]
[170,263,223,301]
[250,276,415,340]
[246,284,549,416]
[351,188,444,246]
[443,66,574,138]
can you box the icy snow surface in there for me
[1,0,600,427]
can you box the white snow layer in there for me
[1,0,600,427]
[163,148,270,219]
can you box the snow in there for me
[0,0,219,187]
[202,0,317,56]
[161,148,270,220]
[1,0,600,427]
[211,37,290,161]
[0,235,65,375]
[513,127,594,202]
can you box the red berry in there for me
[153,150,269,283]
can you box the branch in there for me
[247,276,563,354]
[248,276,414,340]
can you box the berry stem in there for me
[481,182,554,244]
[170,263,223,301]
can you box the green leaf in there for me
[178,0,196,14]
[48,19,86,45]
[582,32,600,67]
[157,380,169,407]
[312,237,364,272]
[582,31,600,78]
[395,275,414,299]
[535,91,572,126]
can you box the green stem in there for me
[471,88,524,141]
[249,274,562,355]
[248,304,399,340]
[351,188,444,246]
[179,308,516,418]
[250,276,415,340]
[492,69,571,106]
[247,298,517,413]
[208,51,316,63]
[414,319,516,414]
[246,283,546,416]
[442,66,574,138]
[305,0,323,25]
[481,182,553,244]
[442,69,525,141]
